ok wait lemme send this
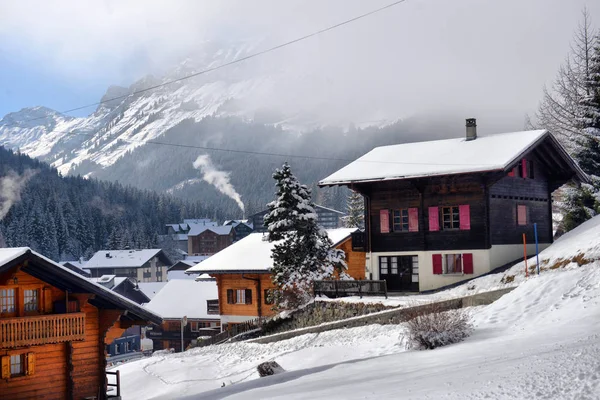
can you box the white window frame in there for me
[443,254,463,275]
[10,354,23,377]
[236,289,246,304]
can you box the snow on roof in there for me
[144,280,218,320]
[188,225,233,236]
[60,260,87,269]
[0,247,162,323]
[137,282,168,300]
[187,228,357,274]
[85,249,164,269]
[320,130,549,185]
[315,205,345,215]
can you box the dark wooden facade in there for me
[147,317,220,352]
[188,229,235,255]
[0,249,161,400]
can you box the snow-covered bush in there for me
[404,303,472,350]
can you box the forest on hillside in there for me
[0,147,219,261]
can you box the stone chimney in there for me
[466,118,477,141]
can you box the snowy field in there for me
[117,216,600,399]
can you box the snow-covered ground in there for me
[117,216,600,399]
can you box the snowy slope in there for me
[116,216,600,399]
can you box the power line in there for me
[65,131,498,167]
[7,0,407,126]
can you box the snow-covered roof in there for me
[315,205,345,215]
[320,130,553,185]
[0,247,162,324]
[187,228,357,274]
[85,249,166,269]
[188,225,233,236]
[144,280,218,320]
[137,282,168,300]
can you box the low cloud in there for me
[0,169,37,220]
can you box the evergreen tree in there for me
[343,190,365,229]
[265,163,348,309]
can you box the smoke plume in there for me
[0,169,37,220]
[193,155,245,213]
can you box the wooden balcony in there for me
[0,312,86,348]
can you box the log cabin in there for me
[144,280,220,352]
[186,229,366,327]
[319,120,589,292]
[0,247,162,400]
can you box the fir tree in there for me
[265,163,348,309]
[343,190,365,228]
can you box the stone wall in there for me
[250,287,515,345]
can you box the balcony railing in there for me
[0,312,86,348]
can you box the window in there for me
[393,209,409,231]
[10,355,23,377]
[190,321,199,332]
[114,344,120,355]
[380,257,389,274]
[441,206,460,230]
[0,288,15,314]
[125,342,131,352]
[444,254,463,274]
[207,300,219,314]
[517,205,527,226]
[227,289,252,305]
[24,289,39,312]
[411,256,419,283]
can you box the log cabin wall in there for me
[336,238,366,280]
[489,154,553,245]
[366,176,489,253]
[0,266,123,400]
[215,274,277,319]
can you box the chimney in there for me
[466,118,477,141]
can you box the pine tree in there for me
[265,163,348,309]
[343,190,365,228]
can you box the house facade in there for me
[85,249,172,282]
[187,226,235,256]
[186,229,366,326]
[249,204,345,232]
[144,280,220,351]
[319,122,588,292]
[161,219,219,253]
[0,248,161,399]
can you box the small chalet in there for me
[224,220,254,242]
[186,228,365,327]
[144,280,219,352]
[90,275,151,304]
[319,120,588,292]
[162,219,218,253]
[187,225,235,256]
[85,249,172,282]
[250,204,344,232]
[0,247,162,399]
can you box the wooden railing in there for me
[0,312,86,348]
[314,280,388,299]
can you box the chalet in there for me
[167,255,208,280]
[224,220,254,242]
[186,228,366,326]
[187,225,235,256]
[0,247,162,399]
[85,249,172,282]
[90,275,151,304]
[249,204,345,232]
[144,280,220,352]
[319,120,588,292]
[162,219,218,253]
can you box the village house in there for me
[187,225,235,256]
[0,247,162,399]
[224,220,254,242]
[85,249,172,282]
[58,261,91,278]
[161,219,218,253]
[319,120,588,292]
[249,204,345,232]
[166,255,208,280]
[144,280,220,352]
[186,228,366,327]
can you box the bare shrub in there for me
[404,303,473,350]
[501,274,515,284]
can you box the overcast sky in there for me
[0,0,599,131]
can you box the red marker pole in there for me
[523,233,529,278]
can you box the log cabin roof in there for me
[319,130,589,186]
[186,228,357,274]
[0,248,162,325]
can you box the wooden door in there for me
[379,256,416,291]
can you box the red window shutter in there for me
[379,210,390,233]
[517,205,527,226]
[463,253,474,274]
[408,208,419,232]
[428,207,439,231]
[508,169,515,177]
[521,158,528,178]
[432,254,442,275]
[459,205,471,230]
